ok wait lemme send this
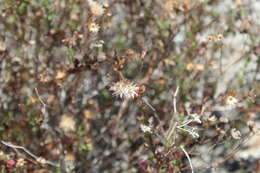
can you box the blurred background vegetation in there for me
[0,0,259,172]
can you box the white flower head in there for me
[190,127,200,138]
[140,124,152,134]
[190,113,201,124]
[92,40,104,48]
[88,22,100,33]
[231,128,241,140]
[110,80,139,99]
[225,95,238,107]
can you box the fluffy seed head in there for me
[88,0,104,16]
[110,80,140,99]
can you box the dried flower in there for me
[59,114,76,132]
[88,0,104,16]
[231,128,241,140]
[55,71,66,80]
[88,22,100,33]
[207,34,223,43]
[225,95,238,107]
[36,157,47,165]
[186,62,194,70]
[16,158,26,167]
[110,80,140,99]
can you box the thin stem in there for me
[142,97,160,123]
[177,119,193,128]
[1,141,38,160]
[166,86,180,143]
[34,88,47,107]
[173,86,179,115]
[181,145,194,173]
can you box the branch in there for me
[1,141,60,168]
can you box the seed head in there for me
[88,0,104,16]
[110,80,140,99]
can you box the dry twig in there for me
[1,140,60,167]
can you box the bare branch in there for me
[1,140,60,168]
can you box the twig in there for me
[181,145,194,173]
[1,140,60,168]
[173,86,179,115]
[116,99,129,122]
[219,43,223,74]
[142,97,161,123]
[34,88,47,107]
[177,119,193,128]
[166,86,180,142]
[166,122,177,142]
[1,141,38,160]
[35,87,51,130]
